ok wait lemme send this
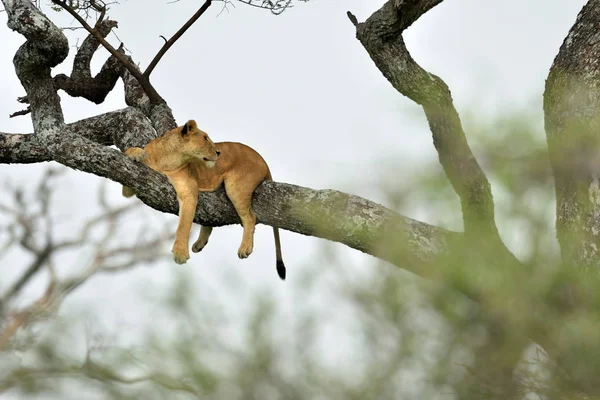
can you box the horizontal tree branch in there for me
[0,107,155,164]
[0,124,456,276]
[0,357,202,395]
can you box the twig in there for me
[9,107,31,118]
[346,11,357,27]
[143,0,212,78]
[1,244,53,305]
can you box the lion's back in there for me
[215,141,270,178]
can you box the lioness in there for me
[122,120,286,280]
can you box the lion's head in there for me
[167,120,220,167]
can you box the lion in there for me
[122,119,286,280]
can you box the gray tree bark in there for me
[545,0,600,270]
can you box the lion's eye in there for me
[204,136,209,141]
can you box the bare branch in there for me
[50,0,166,105]
[0,357,203,395]
[350,1,501,243]
[53,20,125,104]
[2,0,69,132]
[8,107,30,118]
[143,0,212,78]
[230,0,295,15]
[0,169,174,350]
[0,244,52,306]
[0,277,57,350]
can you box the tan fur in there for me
[122,120,286,279]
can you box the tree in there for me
[2,0,600,398]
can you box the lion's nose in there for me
[216,150,221,156]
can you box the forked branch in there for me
[51,0,213,105]
[51,0,166,104]
[348,1,500,243]
[0,171,173,351]
[53,20,125,104]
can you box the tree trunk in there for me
[545,0,600,269]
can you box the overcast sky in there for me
[0,0,588,390]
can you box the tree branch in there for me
[50,0,166,105]
[0,107,155,164]
[0,173,173,349]
[143,0,212,78]
[2,0,69,133]
[0,126,456,277]
[53,20,125,104]
[8,107,30,118]
[0,357,202,395]
[349,1,501,243]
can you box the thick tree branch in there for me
[0,126,456,276]
[0,107,155,164]
[349,1,500,242]
[2,0,69,133]
[544,0,600,268]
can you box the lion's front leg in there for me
[168,174,200,265]
[172,193,198,264]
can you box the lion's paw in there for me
[125,147,147,162]
[172,243,190,265]
[192,239,208,253]
[237,241,253,259]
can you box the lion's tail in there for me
[266,170,286,280]
[273,227,286,280]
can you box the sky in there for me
[0,0,589,393]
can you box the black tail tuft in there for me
[276,260,286,280]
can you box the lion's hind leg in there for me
[192,226,213,253]
[224,177,259,259]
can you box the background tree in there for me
[1,0,599,398]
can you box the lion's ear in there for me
[180,120,197,136]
